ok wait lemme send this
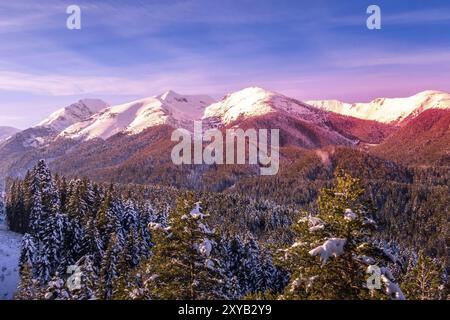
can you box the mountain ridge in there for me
[0,87,448,187]
[307,90,450,124]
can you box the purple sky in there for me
[1,0,450,128]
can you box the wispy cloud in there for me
[329,49,450,68]
[1,0,450,128]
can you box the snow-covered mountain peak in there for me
[37,99,109,132]
[60,92,215,141]
[158,90,184,101]
[307,90,450,124]
[156,90,215,120]
[203,86,318,125]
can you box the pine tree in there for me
[24,160,65,283]
[69,255,98,300]
[97,233,122,299]
[19,233,37,274]
[42,272,70,300]
[15,261,39,300]
[401,250,446,300]
[140,193,226,300]
[113,227,141,299]
[277,170,404,300]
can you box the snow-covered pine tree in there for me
[24,160,65,283]
[16,234,39,299]
[112,227,141,299]
[42,272,70,300]
[69,255,98,300]
[96,186,126,249]
[19,233,37,276]
[97,233,122,299]
[83,216,104,267]
[123,199,138,231]
[63,180,89,265]
[140,193,226,300]
[244,236,264,292]
[277,170,404,300]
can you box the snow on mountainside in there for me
[60,91,215,141]
[203,87,322,125]
[307,90,450,124]
[0,99,109,149]
[37,99,109,132]
[0,127,20,142]
[203,87,358,147]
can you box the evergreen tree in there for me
[42,272,70,300]
[69,255,98,300]
[113,227,141,299]
[140,193,226,299]
[401,250,446,300]
[277,170,404,300]
[97,233,122,299]
[15,262,39,300]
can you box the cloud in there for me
[328,49,450,68]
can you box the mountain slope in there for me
[38,99,109,132]
[371,109,450,166]
[48,88,393,187]
[2,87,449,189]
[0,220,21,300]
[0,99,108,186]
[308,90,450,124]
[203,87,360,148]
[60,91,214,141]
[204,87,324,125]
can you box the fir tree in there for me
[401,250,446,300]
[15,261,39,300]
[141,193,226,300]
[277,170,404,300]
[69,255,98,300]
[97,233,122,299]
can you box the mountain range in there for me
[0,87,448,188]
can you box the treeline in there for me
[5,160,448,300]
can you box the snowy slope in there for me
[38,99,109,132]
[0,220,21,300]
[60,91,214,141]
[203,87,322,125]
[202,87,356,147]
[307,90,450,124]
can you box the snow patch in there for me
[309,238,347,265]
[344,209,357,221]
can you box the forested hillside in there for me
[5,160,448,300]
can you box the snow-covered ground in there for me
[0,218,22,300]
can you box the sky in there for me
[1,0,450,128]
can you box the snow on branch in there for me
[309,238,347,266]
[344,208,357,221]
[299,215,325,232]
